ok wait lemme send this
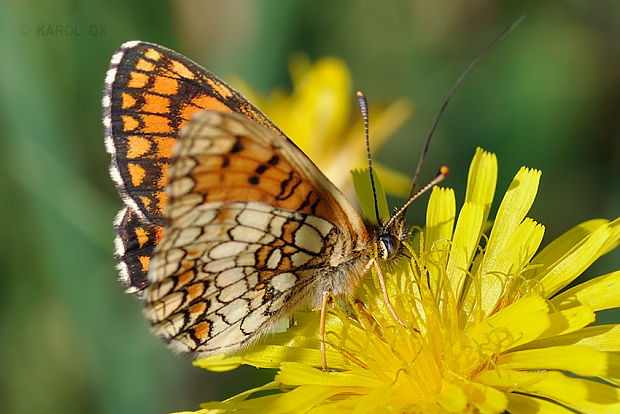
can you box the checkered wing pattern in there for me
[145,111,371,355]
[113,207,163,294]
[103,41,286,293]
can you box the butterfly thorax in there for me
[311,216,407,304]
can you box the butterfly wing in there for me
[113,207,163,294]
[145,111,370,355]
[103,41,287,293]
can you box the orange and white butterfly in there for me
[103,41,442,361]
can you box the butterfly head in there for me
[378,233,399,260]
[376,216,406,260]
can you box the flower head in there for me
[192,148,620,414]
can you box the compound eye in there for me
[378,234,399,260]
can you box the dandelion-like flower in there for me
[192,148,620,414]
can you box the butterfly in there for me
[103,41,444,367]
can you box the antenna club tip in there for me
[356,90,365,98]
[439,165,450,176]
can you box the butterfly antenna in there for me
[384,166,449,229]
[357,91,381,225]
[404,15,525,213]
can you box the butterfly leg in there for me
[372,258,408,328]
[319,290,331,371]
[289,314,296,328]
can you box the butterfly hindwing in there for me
[145,201,339,354]
[144,111,371,355]
[164,111,367,232]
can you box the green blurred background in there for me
[1,1,618,413]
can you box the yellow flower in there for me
[191,148,620,414]
[232,54,414,198]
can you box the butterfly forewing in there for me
[104,41,286,225]
[104,41,288,293]
[113,207,163,294]
[145,111,371,355]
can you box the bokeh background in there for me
[1,1,618,413]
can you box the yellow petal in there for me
[551,270,620,312]
[478,369,620,414]
[468,381,509,414]
[537,222,614,297]
[525,324,620,352]
[524,219,608,275]
[500,218,545,273]
[507,392,575,414]
[425,187,455,294]
[221,381,280,403]
[480,218,545,311]
[533,304,596,341]
[351,387,403,414]
[466,296,550,354]
[195,381,280,413]
[436,380,468,412]
[201,384,344,413]
[447,202,484,300]
[498,345,619,384]
[600,217,620,255]
[194,344,349,371]
[478,167,541,313]
[465,147,498,222]
[287,57,351,155]
[425,186,456,252]
[194,354,242,372]
[276,362,383,388]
